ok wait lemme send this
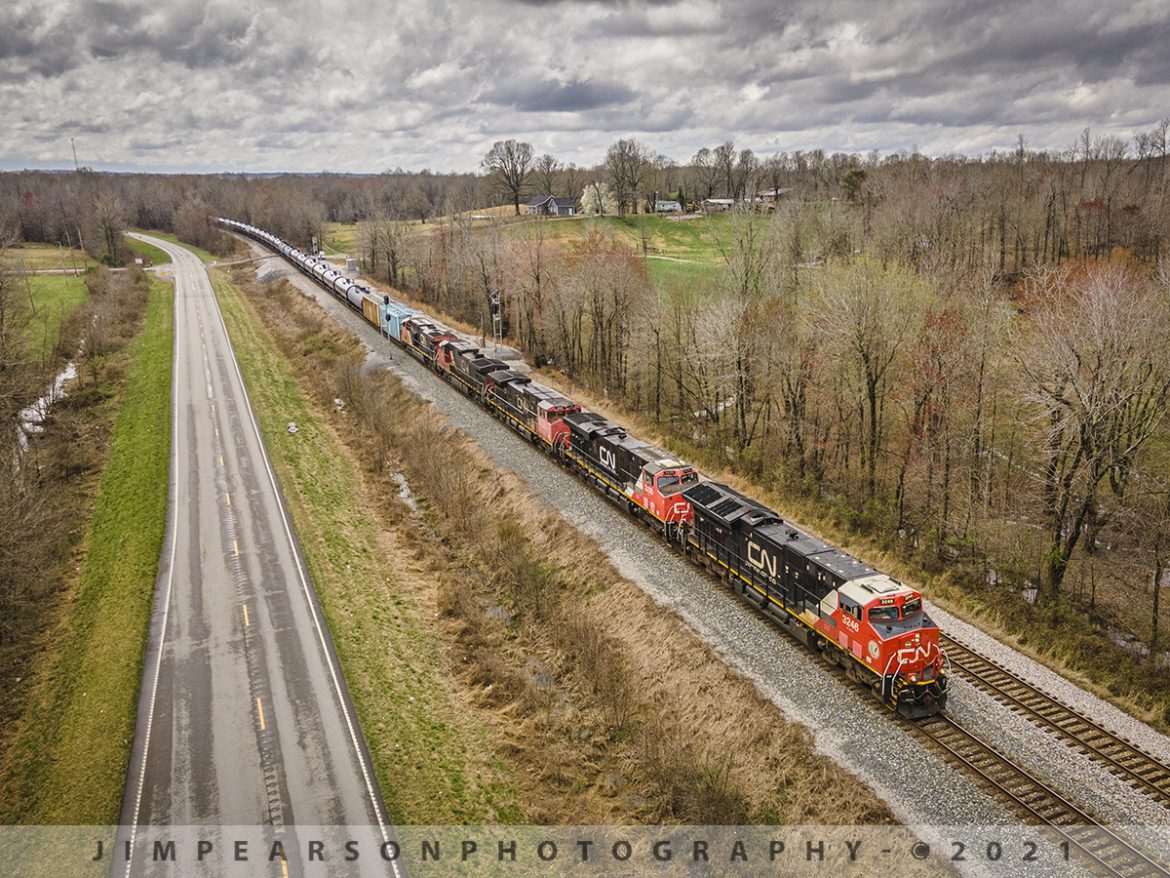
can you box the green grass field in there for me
[322,222,357,254]
[211,270,520,823]
[645,257,725,290]
[123,235,171,267]
[25,274,89,359]
[0,276,173,824]
[509,213,733,264]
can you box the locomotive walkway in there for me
[115,235,400,878]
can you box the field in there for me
[322,222,358,254]
[4,242,94,271]
[0,276,173,823]
[508,212,732,263]
[26,275,89,359]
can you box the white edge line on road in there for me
[123,238,182,878]
[206,250,398,867]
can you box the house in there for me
[755,188,790,210]
[523,195,577,216]
[756,188,789,202]
[655,199,682,213]
[701,198,735,212]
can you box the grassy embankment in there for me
[210,268,520,824]
[123,235,172,267]
[210,265,920,836]
[0,275,173,823]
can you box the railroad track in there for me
[941,633,1170,809]
[915,715,1168,878]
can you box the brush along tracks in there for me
[914,715,1168,878]
[941,633,1170,809]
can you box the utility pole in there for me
[71,138,79,172]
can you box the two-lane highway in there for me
[116,235,399,876]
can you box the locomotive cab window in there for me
[868,605,899,622]
[901,597,922,617]
[657,474,680,493]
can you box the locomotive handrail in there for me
[881,654,906,702]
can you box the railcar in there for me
[216,217,948,718]
[562,411,698,533]
[683,480,946,717]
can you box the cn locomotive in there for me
[217,218,949,719]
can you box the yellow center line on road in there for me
[214,426,220,438]
[280,857,288,878]
[219,455,224,467]
[233,539,239,557]
[241,604,249,628]
[256,697,266,731]
[225,492,232,507]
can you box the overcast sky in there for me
[3,0,1168,174]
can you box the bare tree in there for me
[714,141,736,199]
[482,139,535,215]
[814,262,926,499]
[561,163,586,207]
[691,147,719,203]
[534,153,561,197]
[732,148,759,202]
[605,139,649,217]
[1020,264,1170,606]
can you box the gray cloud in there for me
[487,77,635,112]
[1,0,1168,173]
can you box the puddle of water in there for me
[390,470,420,513]
[17,362,76,452]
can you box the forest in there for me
[3,121,1170,688]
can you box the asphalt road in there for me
[115,236,400,878]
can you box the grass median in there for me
[0,275,173,824]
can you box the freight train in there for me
[217,218,948,718]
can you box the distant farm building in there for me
[755,188,790,209]
[655,199,682,213]
[524,195,577,216]
[701,198,735,212]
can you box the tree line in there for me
[3,122,1170,665]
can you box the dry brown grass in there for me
[231,268,907,829]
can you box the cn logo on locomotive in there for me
[896,643,935,665]
[746,540,778,579]
[599,445,617,473]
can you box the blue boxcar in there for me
[383,302,417,341]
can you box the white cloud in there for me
[1,0,1167,173]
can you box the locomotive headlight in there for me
[909,672,919,683]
